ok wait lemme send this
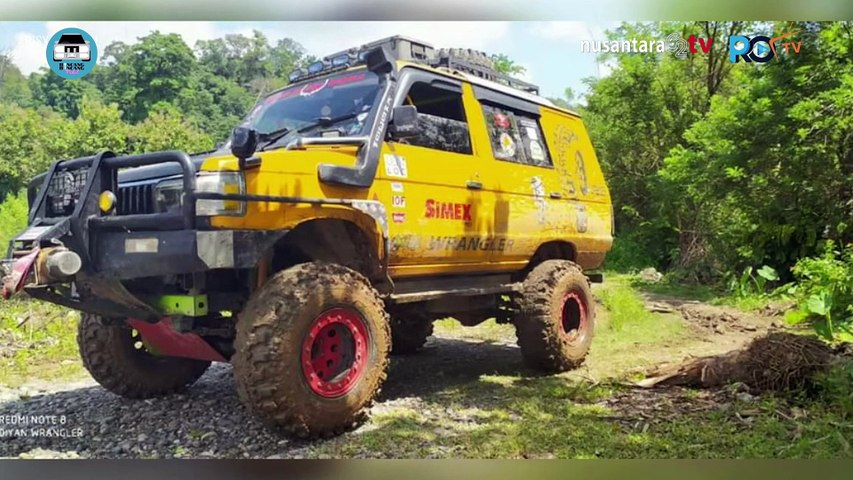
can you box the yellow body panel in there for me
[203,63,612,279]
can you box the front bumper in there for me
[95,229,284,279]
[2,151,286,318]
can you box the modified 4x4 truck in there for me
[1,36,612,437]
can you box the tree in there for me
[196,30,273,87]
[101,32,198,122]
[491,53,526,76]
[29,69,102,118]
[128,104,214,153]
[0,54,31,106]
[661,22,853,278]
[548,87,577,110]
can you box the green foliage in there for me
[604,234,658,272]
[0,191,28,250]
[491,53,526,76]
[815,361,853,421]
[128,105,215,153]
[0,103,77,197]
[584,21,853,286]
[596,281,657,332]
[728,265,780,298]
[0,298,82,387]
[784,241,853,342]
[0,56,32,106]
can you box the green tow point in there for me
[155,294,209,317]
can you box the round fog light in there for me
[99,190,117,214]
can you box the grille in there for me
[117,184,155,215]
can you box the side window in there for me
[402,81,472,155]
[482,105,552,167]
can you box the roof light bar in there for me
[284,35,540,95]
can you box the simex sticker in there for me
[384,154,408,178]
[392,212,406,224]
[425,199,472,222]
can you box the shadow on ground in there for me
[1,336,845,459]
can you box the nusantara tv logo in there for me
[728,30,802,63]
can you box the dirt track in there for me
[0,292,781,459]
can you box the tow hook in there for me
[1,247,82,299]
[2,249,40,299]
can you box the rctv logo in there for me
[728,31,802,63]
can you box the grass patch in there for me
[623,273,719,302]
[0,299,83,387]
[615,272,772,313]
[311,375,853,458]
[588,280,685,379]
[433,318,512,343]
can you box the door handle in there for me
[466,180,483,190]
[549,191,562,199]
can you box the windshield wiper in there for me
[296,111,360,134]
[257,126,292,151]
[256,111,362,152]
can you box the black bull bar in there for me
[2,150,285,320]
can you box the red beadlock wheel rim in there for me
[561,291,588,344]
[301,307,369,398]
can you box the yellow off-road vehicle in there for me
[1,36,612,437]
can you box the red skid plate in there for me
[2,249,40,300]
[128,318,227,363]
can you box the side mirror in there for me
[230,126,261,169]
[389,105,419,139]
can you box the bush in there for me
[784,241,853,342]
[0,190,28,250]
[815,360,853,421]
[604,234,658,273]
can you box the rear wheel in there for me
[233,262,391,438]
[77,314,210,398]
[514,260,594,372]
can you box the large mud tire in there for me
[514,260,595,372]
[77,314,210,399]
[233,262,391,438]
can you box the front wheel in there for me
[233,262,391,438]
[514,260,595,372]
[77,314,210,398]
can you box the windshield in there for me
[243,69,380,146]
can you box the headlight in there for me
[153,172,245,216]
[196,172,246,216]
[153,178,183,214]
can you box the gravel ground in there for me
[0,336,524,459]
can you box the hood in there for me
[117,149,224,184]
[26,149,227,207]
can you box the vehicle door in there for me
[470,88,570,267]
[378,69,496,276]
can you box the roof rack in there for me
[316,35,540,96]
[433,48,539,95]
